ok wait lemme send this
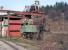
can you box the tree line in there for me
[40,2,68,21]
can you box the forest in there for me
[40,2,68,21]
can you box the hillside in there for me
[39,2,68,50]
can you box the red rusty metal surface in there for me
[9,25,21,37]
[9,32,21,37]
[9,25,21,30]
[9,23,21,25]
[9,20,21,37]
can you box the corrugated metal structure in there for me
[0,12,44,38]
[0,1,45,39]
[9,17,21,37]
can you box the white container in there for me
[2,27,8,37]
[2,18,8,37]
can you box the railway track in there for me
[0,40,27,50]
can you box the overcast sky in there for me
[0,0,68,11]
